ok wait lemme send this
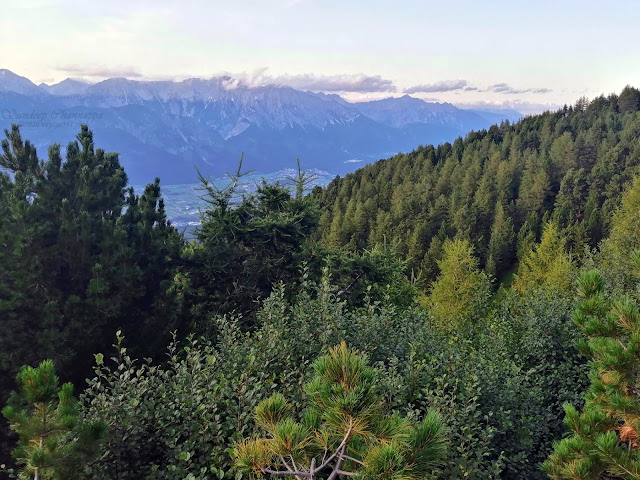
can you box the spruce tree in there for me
[187,160,319,324]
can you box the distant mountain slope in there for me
[0,69,522,184]
[0,69,45,96]
[39,78,91,96]
[352,95,520,131]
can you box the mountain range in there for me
[0,69,522,184]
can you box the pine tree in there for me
[233,342,447,479]
[2,360,104,479]
[544,268,640,479]
[0,125,183,388]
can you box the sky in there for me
[2,0,639,113]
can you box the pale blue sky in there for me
[2,0,639,112]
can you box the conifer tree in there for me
[0,125,182,388]
[600,176,640,290]
[427,238,491,331]
[517,161,550,221]
[516,214,538,262]
[486,202,515,277]
[233,342,447,479]
[314,88,640,285]
[407,218,430,274]
[549,133,578,188]
[188,159,319,323]
[2,360,104,479]
[420,223,447,282]
[367,210,392,248]
[618,86,640,114]
[286,159,318,200]
[544,267,640,479]
[513,222,573,295]
[326,206,346,249]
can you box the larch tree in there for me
[599,175,640,290]
[513,222,573,295]
[486,202,515,278]
[427,238,491,331]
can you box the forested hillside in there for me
[3,87,640,480]
[315,86,640,282]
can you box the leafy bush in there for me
[81,271,589,479]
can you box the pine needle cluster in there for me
[2,360,104,480]
[233,342,447,479]
[544,266,640,479]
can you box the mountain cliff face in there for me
[0,70,521,184]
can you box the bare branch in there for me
[263,468,313,477]
[290,456,304,480]
[335,470,357,477]
[315,420,354,472]
[326,442,348,480]
[342,454,365,466]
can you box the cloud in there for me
[55,64,143,79]
[490,83,513,93]
[50,65,395,93]
[458,99,562,115]
[405,79,469,93]
[271,73,396,93]
[488,83,551,95]
[215,69,396,93]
